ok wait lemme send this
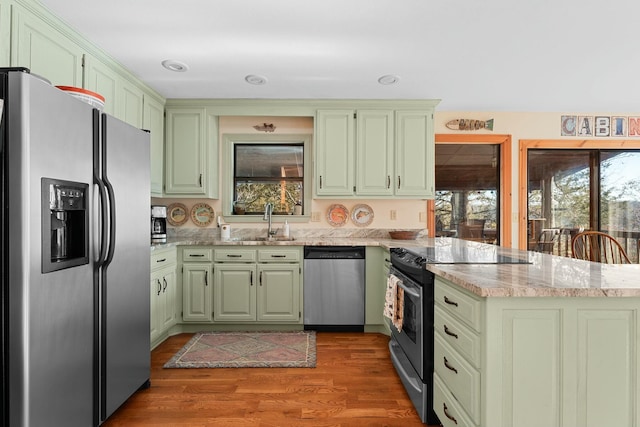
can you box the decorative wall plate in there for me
[351,204,374,227]
[327,204,349,227]
[190,203,215,227]
[167,203,189,226]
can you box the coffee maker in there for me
[151,205,167,242]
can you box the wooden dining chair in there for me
[571,231,631,264]
[535,229,559,254]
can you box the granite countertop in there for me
[427,250,640,298]
[152,234,640,298]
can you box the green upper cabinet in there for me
[11,3,83,87]
[165,108,218,198]
[0,2,11,66]
[315,109,355,196]
[83,54,118,116]
[315,107,434,198]
[144,95,165,197]
[118,77,144,128]
[395,110,434,197]
[356,110,394,196]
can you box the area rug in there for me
[163,331,316,368]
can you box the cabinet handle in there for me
[199,174,203,187]
[156,279,162,296]
[204,271,208,287]
[156,258,166,263]
[227,254,242,258]
[397,176,401,190]
[162,277,168,292]
[250,271,253,286]
[444,296,459,307]
[189,254,205,257]
[270,254,286,258]
[319,175,323,189]
[443,403,458,425]
[443,357,458,374]
[444,325,458,339]
[387,175,391,189]
[259,271,263,286]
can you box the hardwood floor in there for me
[102,332,440,427]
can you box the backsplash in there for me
[169,227,427,240]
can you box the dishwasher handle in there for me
[304,246,365,259]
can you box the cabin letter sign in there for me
[562,115,640,137]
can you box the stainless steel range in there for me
[388,242,532,424]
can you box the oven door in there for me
[389,265,424,378]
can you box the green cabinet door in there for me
[83,54,118,116]
[118,78,144,128]
[213,264,257,322]
[165,108,211,196]
[315,109,355,196]
[395,111,434,197]
[11,4,83,87]
[356,110,394,196]
[144,95,166,196]
[257,264,300,322]
[159,267,177,331]
[182,262,213,322]
[150,275,162,343]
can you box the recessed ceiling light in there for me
[245,74,268,85]
[161,59,189,72]
[378,74,400,85]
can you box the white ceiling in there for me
[38,0,640,112]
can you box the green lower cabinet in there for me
[435,276,640,427]
[257,264,300,322]
[182,262,213,322]
[213,263,256,321]
[213,263,301,323]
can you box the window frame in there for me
[428,134,513,247]
[222,133,312,223]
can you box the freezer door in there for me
[5,71,95,426]
[98,113,150,421]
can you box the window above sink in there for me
[222,133,312,223]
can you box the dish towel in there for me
[384,274,404,332]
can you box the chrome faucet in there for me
[263,203,275,237]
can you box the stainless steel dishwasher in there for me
[303,246,365,332]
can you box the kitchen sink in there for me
[231,236,296,242]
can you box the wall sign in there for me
[561,115,640,137]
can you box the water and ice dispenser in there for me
[41,178,89,273]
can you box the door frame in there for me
[518,139,640,250]
[428,134,513,247]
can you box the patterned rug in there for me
[163,331,316,368]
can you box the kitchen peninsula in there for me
[152,235,640,427]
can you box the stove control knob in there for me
[414,257,425,265]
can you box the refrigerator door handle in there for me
[101,114,117,268]
[93,109,109,267]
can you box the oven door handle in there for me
[396,279,420,299]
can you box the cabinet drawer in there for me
[435,305,481,367]
[258,249,300,263]
[435,278,482,332]
[214,249,256,263]
[433,374,477,427]
[151,248,177,271]
[183,248,213,262]
[434,334,480,424]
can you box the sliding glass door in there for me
[527,148,640,258]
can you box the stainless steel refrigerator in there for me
[0,68,151,426]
